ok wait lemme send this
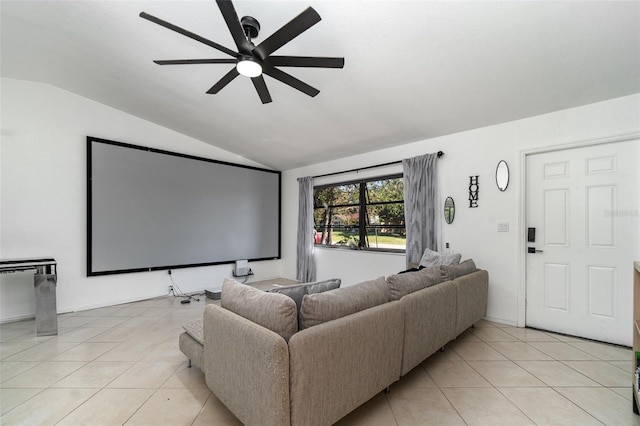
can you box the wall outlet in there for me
[497,222,510,232]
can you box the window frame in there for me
[313,173,406,253]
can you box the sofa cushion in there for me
[419,249,461,268]
[440,259,477,281]
[298,276,388,329]
[386,266,444,301]
[269,279,341,312]
[182,318,204,345]
[221,278,298,342]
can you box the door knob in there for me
[527,247,544,253]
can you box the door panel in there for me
[526,139,639,346]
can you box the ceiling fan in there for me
[140,0,344,104]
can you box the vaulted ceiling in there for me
[2,1,638,170]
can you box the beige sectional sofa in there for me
[184,260,488,426]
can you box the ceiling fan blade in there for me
[252,7,321,60]
[154,59,237,65]
[140,12,237,57]
[206,67,240,94]
[251,76,273,104]
[263,67,319,97]
[216,0,252,54]
[265,56,344,68]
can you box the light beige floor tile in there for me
[143,337,185,362]
[0,362,40,383]
[162,363,208,389]
[52,361,134,388]
[56,388,154,426]
[488,341,553,361]
[471,327,520,342]
[83,316,129,328]
[529,341,597,360]
[395,365,438,390]
[334,393,398,426]
[3,341,80,362]
[442,387,533,425]
[503,328,559,342]
[50,342,119,361]
[499,387,602,425]
[388,385,465,425]
[0,388,43,415]
[191,392,243,426]
[57,316,100,328]
[0,388,98,426]
[546,332,585,342]
[562,360,630,387]
[424,361,491,387]
[451,329,481,343]
[474,320,498,328]
[117,316,162,328]
[107,361,181,388]
[609,360,632,373]
[469,360,546,387]
[124,388,210,426]
[74,307,123,317]
[516,361,600,387]
[110,307,151,317]
[0,341,40,360]
[94,339,160,362]
[555,387,639,426]
[421,348,464,371]
[483,320,515,328]
[0,328,31,342]
[88,326,140,343]
[567,341,632,361]
[56,327,108,342]
[610,387,632,401]
[0,361,87,388]
[449,340,508,361]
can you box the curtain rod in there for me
[312,151,444,179]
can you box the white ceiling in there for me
[2,1,639,170]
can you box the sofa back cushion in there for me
[440,259,477,281]
[269,278,341,312]
[298,276,388,329]
[386,266,444,301]
[221,278,298,342]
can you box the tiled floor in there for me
[1,296,639,425]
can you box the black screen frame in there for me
[86,136,281,276]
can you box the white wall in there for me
[282,94,640,325]
[0,78,282,322]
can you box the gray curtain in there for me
[296,176,316,282]
[403,153,440,267]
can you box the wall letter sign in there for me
[469,175,479,208]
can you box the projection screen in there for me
[87,137,280,276]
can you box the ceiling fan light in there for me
[237,56,262,78]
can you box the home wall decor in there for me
[496,160,509,191]
[469,175,479,207]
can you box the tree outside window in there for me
[313,175,406,251]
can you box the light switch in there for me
[497,222,510,232]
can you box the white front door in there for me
[525,139,640,346]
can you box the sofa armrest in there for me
[453,269,489,336]
[288,301,403,426]
[203,304,290,426]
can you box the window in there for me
[313,174,405,251]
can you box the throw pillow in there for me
[419,249,462,268]
[386,266,444,301]
[440,259,478,281]
[268,278,341,312]
[221,278,298,342]
[299,276,388,330]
